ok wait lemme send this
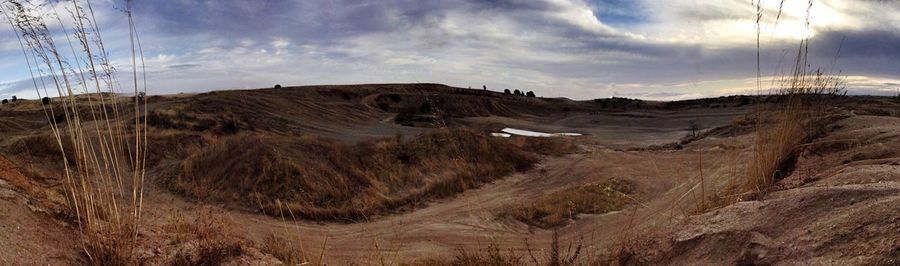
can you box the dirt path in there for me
[139,141,741,264]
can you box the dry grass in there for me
[507,179,634,228]
[412,231,583,266]
[744,47,844,193]
[163,212,246,266]
[744,0,845,194]
[260,234,306,265]
[162,128,543,221]
[3,0,149,264]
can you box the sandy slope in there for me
[0,157,78,265]
[626,115,900,265]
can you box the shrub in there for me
[260,234,306,265]
[507,179,634,228]
[164,212,246,266]
[417,231,582,266]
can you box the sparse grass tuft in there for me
[260,234,307,265]
[507,179,634,228]
[164,212,246,266]
[415,231,583,266]
[744,0,845,195]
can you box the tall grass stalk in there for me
[2,0,148,264]
[747,0,844,193]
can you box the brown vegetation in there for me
[161,212,248,265]
[163,129,545,221]
[412,231,583,266]
[507,179,634,228]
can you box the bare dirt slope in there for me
[0,156,78,265]
[625,114,900,265]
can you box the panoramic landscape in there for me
[1,0,899,265]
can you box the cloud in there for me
[1,0,899,101]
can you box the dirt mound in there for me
[162,129,547,221]
[628,114,900,265]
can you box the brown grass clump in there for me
[164,128,540,221]
[260,234,306,265]
[508,179,635,228]
[744,41,845,193]
[432,243,524,266]
[743,1,846,194]
[163,212,246,266]
[414,231,583,266]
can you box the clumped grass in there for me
[163,128,542,221]
[744,0,845,194]
[414,231,583,266]
[434,243,524,266]
[3,0,149,264]
[508,179,634,228]
[260,234,307,265]
[744,50,845,193]
[164,212,246,266]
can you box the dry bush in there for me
[440,243,523,266]
[5,133,77,165]
[164,128,540,221]
[163,212,246,266]
[415,232,583,266]
[260,234,307,265]
[508,179,634,228]
[81,224,138,266]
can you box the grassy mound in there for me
[163,129,544,221]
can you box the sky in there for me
[1,0,899,100]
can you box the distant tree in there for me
[11,96,16,102]
[1,99,7,104]
[483,85,487,90]
[41,97,50,105]
[274,84,282,89]
[526,91,535,97]
[504,89,511,94]
[514,89,521,96]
